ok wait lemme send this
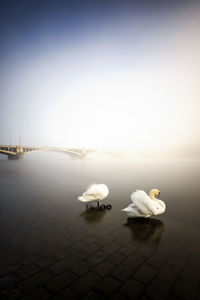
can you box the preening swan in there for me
[122,189,166,218]
[78,184,109,208]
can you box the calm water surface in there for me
[0,152,200,298]
[1,153,200,247]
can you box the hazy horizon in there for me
[0,1,199,154]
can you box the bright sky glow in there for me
[0,2,199,152]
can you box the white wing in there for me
[155,199,166,215]
[122,203,147,217]
[131,190,160,216]
[78,195,97,202]
[84,184,109,200]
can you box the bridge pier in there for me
[69,152,88,159]
[8,153,24,160]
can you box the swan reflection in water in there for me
[80,207,107,224]
[125,218,165,246]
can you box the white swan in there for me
[78,184,109,208]
[122,189,166,218]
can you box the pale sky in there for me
[0,1,199,151]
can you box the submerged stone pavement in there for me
[0,191,200,300]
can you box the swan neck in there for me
[149,191,157,201]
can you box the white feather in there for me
[122,189,166,218]
[78,184,109,203]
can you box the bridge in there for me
[0,145,93,160]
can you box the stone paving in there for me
[0,193,200,299]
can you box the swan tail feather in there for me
[78,196,87,202]
[78,195,97,202]
[122,206,132,212]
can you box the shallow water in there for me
[1,152,200,225]
[0,152,200,298]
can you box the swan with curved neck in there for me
[122,188,166,218]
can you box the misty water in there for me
[1,152,200,247]
[0,152,200,298]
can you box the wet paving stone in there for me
[83,290,105,300]
[102,242,122,255]
[108,252,125,266]
[17,269,53,294]
[145,278,171,300]
[109,292,129,300]
[88,251,107,265]
[21,254,41,266]
[95,276,122,296]
[81,242,101,256]
[147,253,166,269]
[0,287,21,300]
[119,243,138,256]
[173,279,198,300]
[112,263,133,281]
[50,287,78,299]
[70,260,94,276]
[16,264,40,280]
[45,270,76,293]
[0,263,22,276]
[36,256,57,269]
[37,246,58,257]
[157,263,182,285]
[124,253,146,270]
[188,253,200,269]
[1,178,200,299]
[180,265,200,283]
[21,287,50,300]
[70,272,101,295]
[94,260,116,277]
[0,275,18,289]
[136,245,155,258]
[120,278,144,298]
[132,263,157,284]
[49,259,73,274]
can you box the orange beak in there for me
[158,193,160,198]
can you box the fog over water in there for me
[1,153,200,229]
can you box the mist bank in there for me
[108,144,200,160]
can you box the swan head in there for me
[149,189,161,200]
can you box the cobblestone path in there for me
[0,189,200,299]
